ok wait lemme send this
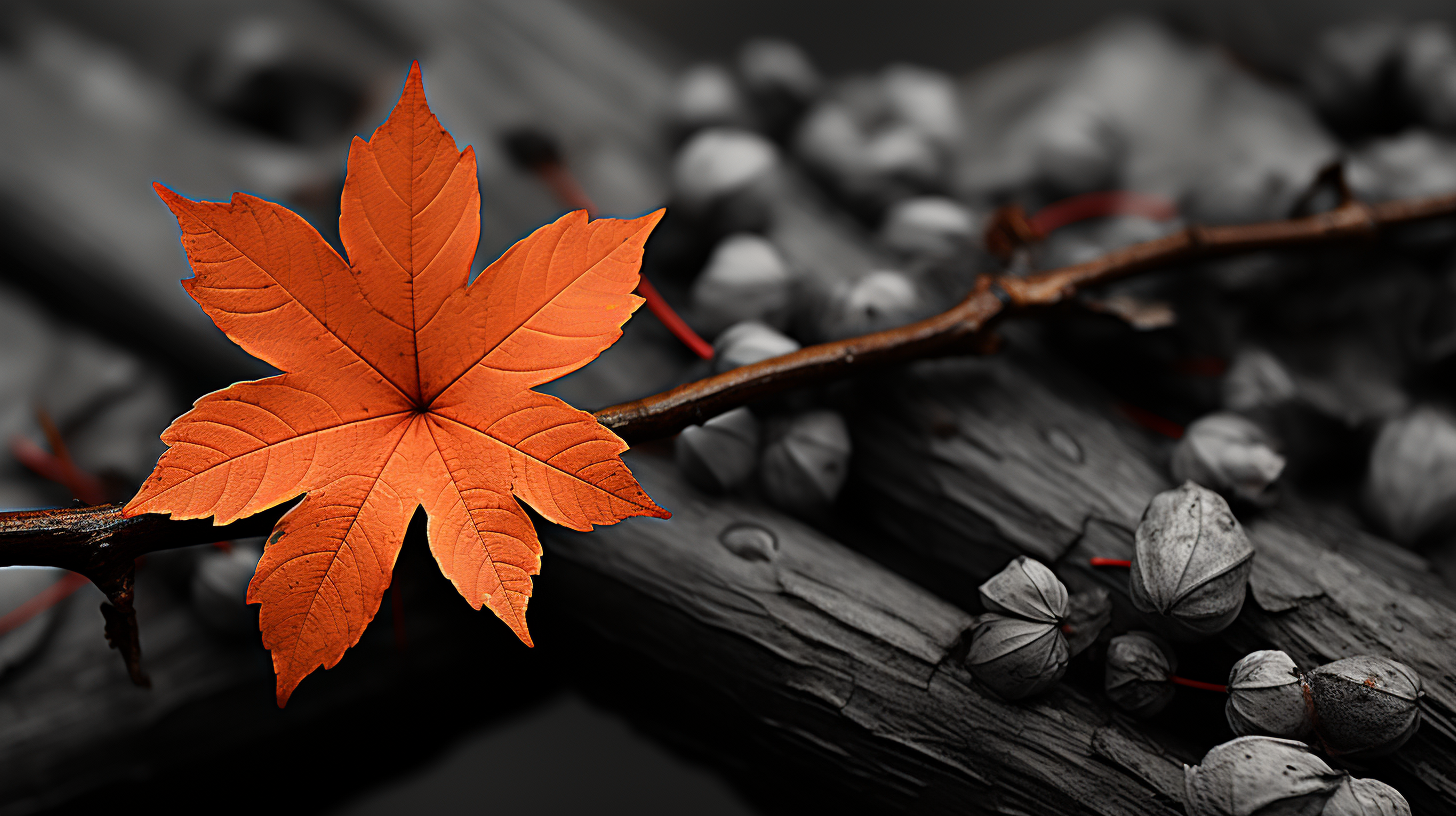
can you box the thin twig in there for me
[0,191,1451,677]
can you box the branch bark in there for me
[0,190,1452,689]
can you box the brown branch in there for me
[0,191,1452,681]
[599,193,1456,442]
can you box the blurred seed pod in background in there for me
[816,269,928,341]
[689,234,795,336]
[1183,736,1344,816]
[1130,482,1255,639]
[1222,347,1299,413]
[1364,407,1456,545]
[675,408,760,494]
[1063,587,1112,656]
[1021,95,1124,197]
[672,128,781,234]
[1170,413,1286,506]
[1226,650,1313,740]
[978,555,1068,623]
[878,196,981,261]
[1307,656,1423,759]
[711,320,800,373]
[737,38,820,140]
[1322,776,1412,816]
[880,64,962,152]
[1302,19,1408,135]
[668,64,751,138]
[1401,22,1456,132]
[966,612,1069,702]
[1104,631,1178,717]
[191,541,263,636]
[759,410,851,518]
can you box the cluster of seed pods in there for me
[970,479,1421,809]
[1184,736,1411,816]
[965,556,1110,700]
[1226,650,1424,760]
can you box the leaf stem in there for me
[1169,676,1228,693]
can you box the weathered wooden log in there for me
[846,346,1456,812]
[542,453,1190,815]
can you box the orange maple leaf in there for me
[124,63,669,705]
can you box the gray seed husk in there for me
[817,270,926,341]
[738,38,820,102]
[1222,347,1298,412]
[1104,631,1177,717]
[879,196,979,259]
[1226,650,1314,740]
[1363,407,1456,545]
[1130,481,1255,639]
[690,234,795,336]
[675,408,760,493]
[1321,777,1411,816]
[670,64,750,133]
[1184,736,1345,816]
[711,320,800,373]
[1170,413,1286,506]
[967,613,1069,701]
[1308,656,1423,759]
[1064,587,1113,657]
[759,410,851,516]
[672,128,779,213]
[978,555,1068,624]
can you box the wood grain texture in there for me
[543,454,1187,815]
[849,350,1456,811]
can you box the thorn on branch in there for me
[97,567,149,688]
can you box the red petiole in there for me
[1089,557,1133,568]
[1170,675,1228,693]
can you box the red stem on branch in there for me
[1169,675,1228,693]
[1115,402,1185,439]
[1089,557,1133,568]
[1028,191,1178,236]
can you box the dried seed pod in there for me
[1130,482,1255,639]
[1307,656,1423,759]
[1226,650,1313,740]
[672,128,780,232]
[1222,347,1298,412]
[191,542,263,636]
[1104,631,1178,717]
[690,234,794,336]
[817,270,927,341]
[1023,95,1123,196]
[880,64,962,150]
[1184,736,1345,816]
[879,196,980,260]
[669,64,750,135]
[711,320,800,373]
[737,38,819,138]
[1170,413,1286,506]
[759,410,851,516]
[1402,22,1456,131]
[862,124,942,189]
[1322,777,1411,816]
[675,408,760,494]
[1063,587,1112,656]
[967,613,1069,701]
[978,555,1068,623]
[1364,407,1456,545]
[738,38,820,103]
